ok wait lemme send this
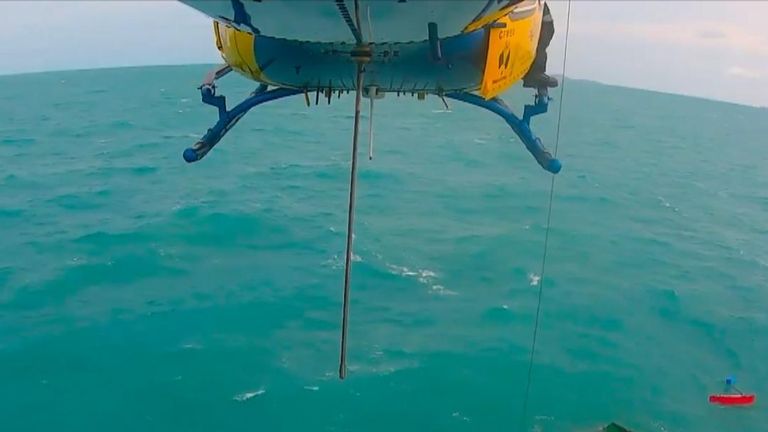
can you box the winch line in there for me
[520,0,572,428]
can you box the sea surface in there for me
[1,65,767,432]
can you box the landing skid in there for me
[184,65,562,175]
[182,65,301,163]
[445,88,561,174]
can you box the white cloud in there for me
[726,66,763,79]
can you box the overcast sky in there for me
[0,1,766,106]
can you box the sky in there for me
[0,1,766,107]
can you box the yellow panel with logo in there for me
[479,3,543,99]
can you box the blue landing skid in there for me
[445,90,562,174]
[185,65,561,174]
[183,66,302,162]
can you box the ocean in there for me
[1,65,767,432]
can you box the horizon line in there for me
[1,62,765,110]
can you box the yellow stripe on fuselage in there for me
[213,21,269,83]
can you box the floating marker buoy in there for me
[709,375,756,406]
[708,394,755,406]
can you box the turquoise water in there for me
[1,65,767,431]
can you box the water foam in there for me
[385,262,457,296]
[233,389,266,401]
